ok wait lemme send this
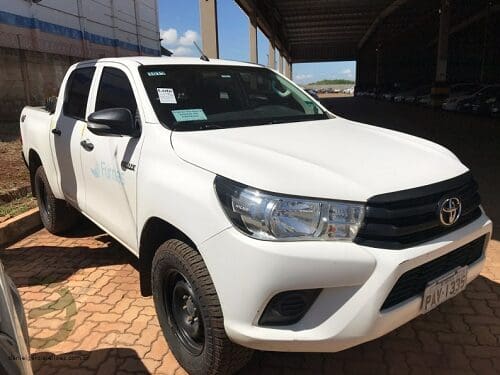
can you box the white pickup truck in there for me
[20,57,492,374]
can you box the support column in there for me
[289,63,293,80]
[249,13,258,63]
[432,0,450,106]
[375,45,381,89]
[278,54,284,73]
[199,0,219,58]
[284,59,292,79]
[480,3,491,83]
[268,41,276,69]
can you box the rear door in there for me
[80,64,144,251]
[50,66,96,207]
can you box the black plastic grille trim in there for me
[381,235,486,310]
[354,172,482,249]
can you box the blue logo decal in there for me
[90,161,124,185]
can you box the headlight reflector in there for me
[215,176,365,241]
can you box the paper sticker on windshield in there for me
[172,109,207,122]
[148,71,166,77]
[157,88,177,104]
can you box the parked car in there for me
[20,57,493,375]
[404,85,431,104]
[442,84,484,111]
[0,261,32,375]
[417,95,431,106]
[456,85,500,113]
[305,89,320,100]
[394,88,415,102]
[342,87,354,95]
[471,87,500,115]
[490,100,500,117]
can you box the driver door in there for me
[80,64,144,251]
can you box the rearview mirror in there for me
[87,108,140,137]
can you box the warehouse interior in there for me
[226,0,500,102]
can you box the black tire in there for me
[34,166,79,234]
[152,239,253,375]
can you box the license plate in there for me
[421,266,468,314]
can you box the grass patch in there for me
[0,194,37,221]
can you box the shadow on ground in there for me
[31,348,150,374]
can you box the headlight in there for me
[215,176,365,241]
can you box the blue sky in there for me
[157,0,356,84]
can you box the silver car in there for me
[0,260,32,375]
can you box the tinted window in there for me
[63,68,95,119]
[95,68,137,116]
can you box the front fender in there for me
[136,126,231,250]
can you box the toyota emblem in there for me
[439,197,462,226]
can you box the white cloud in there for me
[341,68,353,77]
[160,28,178,45]
[295,73,313,82]
[179,30,199,46]
[160,28,200,57]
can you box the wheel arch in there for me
[139,216,197,296]
[28,148,43,196]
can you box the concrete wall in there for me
[0,0,160,56]
[0,0,160,120]
[0,47,77,121]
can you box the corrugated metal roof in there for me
[235,0,436,62]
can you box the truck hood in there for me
[171,118,468,201]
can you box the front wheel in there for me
[152,239,253,375]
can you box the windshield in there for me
[139,65,329,130]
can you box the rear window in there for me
[63,67,96,120]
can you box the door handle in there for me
[80,139,94,151]
[51,128,61,136]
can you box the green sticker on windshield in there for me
[172,109,208,122]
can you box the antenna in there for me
[193,41,210,62]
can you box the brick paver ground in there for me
[0,222,499,375]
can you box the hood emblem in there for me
[439,197,462,226]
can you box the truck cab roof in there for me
[76,56,262,69]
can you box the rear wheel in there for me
[34,166,79,234]
[152,239,253,375]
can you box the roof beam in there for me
[358,0,411,50]
[428,4,500,46]
[235,0,289,58]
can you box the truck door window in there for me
[63,67,96,120]
[95,68,138,117]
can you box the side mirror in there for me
[87,108,140,137]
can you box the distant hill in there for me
[310,79,355,85]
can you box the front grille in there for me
[381,235,485,310]
[354,172,482,249]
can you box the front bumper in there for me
[200,211,492,352]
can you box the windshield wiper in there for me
[172,121,224,131]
